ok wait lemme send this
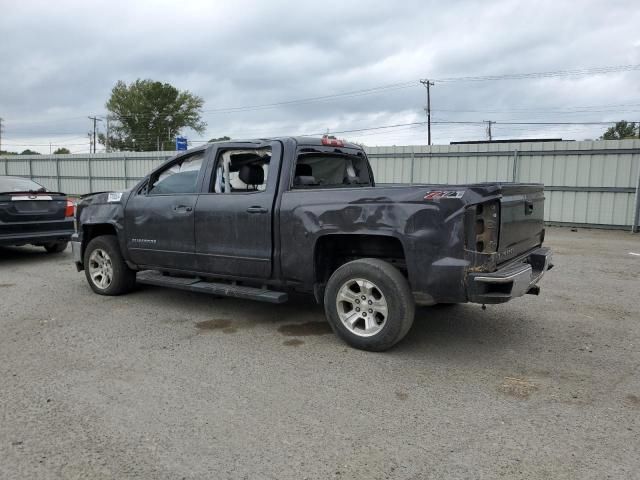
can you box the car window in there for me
[292,153,372,188]
[148,152,204,195]
[211,148,271,193]
[0,177,46,192]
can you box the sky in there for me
[1,0,640,153]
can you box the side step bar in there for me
[136,270,288,304]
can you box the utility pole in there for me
[484,120,495,141]
[88,133,93,153]
[420,79,435,145]
[88,116,102,153]
[0,117,4,153]
[105,115,111,153]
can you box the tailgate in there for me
[0,193,67,224]
[497,184,545,264]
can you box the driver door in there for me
[124,150,207,270]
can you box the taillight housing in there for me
[65,199,75,218]
[473,201,499,253]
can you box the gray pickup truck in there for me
[72,136,552,351]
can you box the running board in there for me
[136,270,288,304]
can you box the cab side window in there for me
[148,152,204,195]
[211,148,271,193]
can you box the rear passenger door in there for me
[194,142,280,278]
[124,150,207,270]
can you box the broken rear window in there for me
[293,153,372,188]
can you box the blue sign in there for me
[175,137,188,151]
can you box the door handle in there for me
[246,206,268,214]
[173,205,193,212]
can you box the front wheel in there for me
[43,241,68,253]
[324,258,415,351]
[83,235,136,296]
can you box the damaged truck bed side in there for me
[71,136,552,351]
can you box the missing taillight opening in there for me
[473,201,499,254]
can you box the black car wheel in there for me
[324,258,415,352]
[43,241,68,253]
[83,235,136,295]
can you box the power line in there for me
[434,64,640,83]
[4,119,622,147]
[166,63,640,115]
[4,63,640,132]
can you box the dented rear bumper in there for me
[467,247,553,304]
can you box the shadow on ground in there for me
[0,245,70,265]
[129,283,529,354]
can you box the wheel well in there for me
[83,224,117,252]
[314,234,407,284]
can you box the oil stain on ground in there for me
[625,394,640,408]
[277,321,332,337]
[196,319,238,334]
[395,391,409,401]
[0,283,15,288]
[283,339,305,347]
[498,377,538,399]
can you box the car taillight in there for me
[474,201,499,253]
[321,134,344,147]
[65,199,75,217]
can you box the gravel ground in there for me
[1,227,639,480]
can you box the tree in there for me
[99,79,206,152]
[208,136,231,143]
[600,121,638,140]
[20,149,40,155]
[0,150,18,155]
[53,147,70,154]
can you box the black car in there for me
[0,176,74,253]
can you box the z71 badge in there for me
[424,190,465,200]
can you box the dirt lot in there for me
[1,227,639,479]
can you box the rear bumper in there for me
[0,229,73,246]
[467,247,553,304]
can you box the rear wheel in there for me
[324,258,415,351]
[83,235,136,295]
[43,241,68,253]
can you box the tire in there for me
[83,235,136,296]
[324,258,415,351]
[43,241,68,253]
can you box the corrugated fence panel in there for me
[5,160,31,176]
[1,141,639,229]
[367,140,639,228]
[59,178,91,195]
[59,159,90,177]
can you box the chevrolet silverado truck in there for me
[71,136,552,351]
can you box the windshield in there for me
[0,177,46,192]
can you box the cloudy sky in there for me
[1,0,639,153]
